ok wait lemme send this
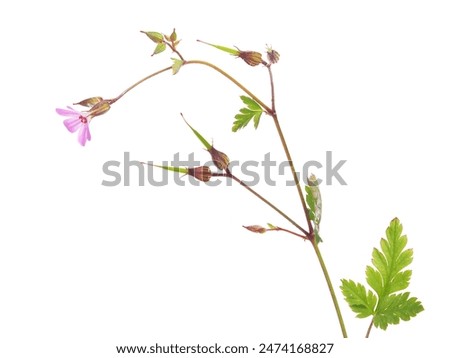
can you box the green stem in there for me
[312,240,348,338]
[267,65,346,336]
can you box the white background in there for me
[1,0,449,357]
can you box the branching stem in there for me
[213,172,308,236]
[107,56,348,337]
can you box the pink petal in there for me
[86,125,91,141]
[64,117,82,133]
[56,106,81,117]
[78,123,91,146]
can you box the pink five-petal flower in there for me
[56,107,91,146]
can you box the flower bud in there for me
[141,31,164,43]
[187,166,212,182]
[243,225,267,234]
[266,46,280,64]
[208,146,230,170]
[89,100,111,118]
[74,96,104,108]
[169,28,177,42]
[238,51,264,66]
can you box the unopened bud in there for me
[141,31,164,43]
[307,174,320,187]
[74,96,104,108]
[170,28,177,42]
[266,46,280,64]
[208,146,230,170]
[238,51,264,66]
[89,100,111,118]
[243,225,267,234]
[187,166,212,182]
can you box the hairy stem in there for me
[312,240,348,338]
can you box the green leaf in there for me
[340,279,377,318]
[368,219,413,297]
[341,218,424,333]
[365,265,383,296]
[373,292,424,330]
[240,95,261,111]
[152,42,166,56]
[181,114,212,150]
[171,58,184,75]
[232,95,264,132]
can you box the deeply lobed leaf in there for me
[368,218,414,297]
[232,96,264,132]
[366,265,383,296]
[341,218,424,333]
[340,279,377,318]
[373,292,424,330]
